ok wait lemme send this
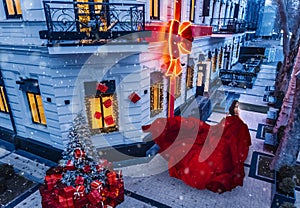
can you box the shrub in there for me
[0,164,15,179]
[279,202,296,208]
[278,177,296,195]
[278,165,296,180]
[0,177,7,193]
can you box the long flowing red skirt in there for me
[142,116,251,193]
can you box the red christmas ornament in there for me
[104,115,114,126]
[66,160,75,171]
[83,165,91,173]
[75,176,84,185]
[74,148,86,161]
[128,92,141,103]
[96,83,108,93]
[94,111,102,120]
[103,99,112,108]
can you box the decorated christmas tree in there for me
[39,112,124,208]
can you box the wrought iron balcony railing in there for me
[39,1,145,41]
[211,18,246,34]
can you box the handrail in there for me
[41,1,145,40]
[210,18,246,34]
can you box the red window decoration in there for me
[94,111,102,120]
[128,92,141,103]
[104,115,114,126]
[103,99,112,108]
[96,83,108,93]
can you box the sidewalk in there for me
[1,62,299,207]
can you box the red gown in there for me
[142,116,251,193]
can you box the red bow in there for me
[165,20,193,76]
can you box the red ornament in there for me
[83,165,91,173]
[128,92,141,103]
[74,148,86,161]
[97,83,108,93]
[104,115,114,126]
[94,111,102,120]
[66,160,75,171]
[95,164,105,172]
[103,99,112,108]
[75,176,84,185]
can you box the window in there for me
[3,0,22,18]
[0,85,9,113]
[186,65,194,90]
[27,92,47,125]
[174,74,182,98]
[150,0,160,20]
[75,0,108,32]
[218,48,223,69]
[212,53,217,73]
[85,80,118,134]
[17,79,46,125]
[150,72,163,117]
[236,42,240,58]
[189,0,196,22]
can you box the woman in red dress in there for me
[142,100,251,193]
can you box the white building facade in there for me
[0,0,247,161]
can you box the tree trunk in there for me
[275,44,300,94]
[271,47,300,170]
[274,47,300,133]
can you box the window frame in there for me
[85,94,118,134]
[189,0,196,22]
[150,0,160,20]
[3,0,22,19]
[150,81,163,117]
[174,74,182,99]
[0,85,9,113]
[186,65,194,90]
[26,92,47,126]
[84,80,118,135]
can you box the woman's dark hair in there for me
[228,100,239,116]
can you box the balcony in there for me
[211,18,246,34]
[39,1,146,42]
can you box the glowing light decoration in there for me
[164,18,193,117]
[165,19,193,77]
